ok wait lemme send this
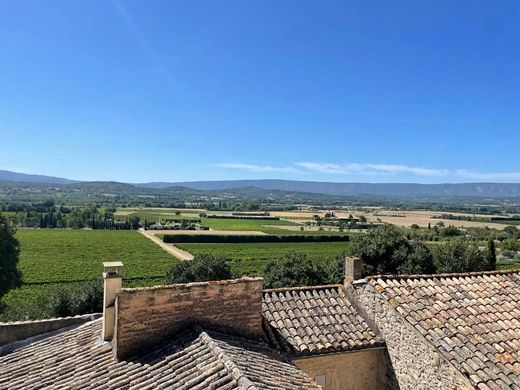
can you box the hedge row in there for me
[163,234,350,243]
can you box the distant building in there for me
[1,260,520,389]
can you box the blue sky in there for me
[1,1,519,183]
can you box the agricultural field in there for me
[176,242,349,275]
[336,210,510,230]
[16,229,177,283]
[0,229,178,321]
[200,217,300,233]
[114,211,201,222]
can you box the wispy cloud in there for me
[215,163,299,173]
[215,161,520,182]
[295,162,448,177]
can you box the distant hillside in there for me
[140,179,520,198]
[2,169,520,198]
[0,170,76,184]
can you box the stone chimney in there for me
[344,256,362,284]
[102,261,123,341]
[113,277,264,360]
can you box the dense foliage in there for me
[263,252,339,289]
[348,225,435,276]
[432,238,491,273]
[0,214,21,297]
[38,280,104,318]
[166,254,233,284]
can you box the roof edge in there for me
[119,276,263,293]
[262,284,341,293]
[366,268,520,282]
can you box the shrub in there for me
[501,249,516,259]
[347,225,434,276]
[442,226,462,237]
[39,287,75,318]
[34,280,104,318]
[166,254,233,284]
[501,238,520,252]
[263,252,338,289]
[72,280,103,314]
[432,238,488,273]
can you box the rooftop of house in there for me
[0,319,320,390]
[365,269,520,389]
[262,284,383,355]
[0,282,377,390]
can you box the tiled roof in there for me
[0,319,320,390]
[368,270,520,390]
[262,285,383,355]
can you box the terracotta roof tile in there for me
[262,285,383,355]
[368,269,520,389]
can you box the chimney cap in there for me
[103,261,124,278]
[104,261,124,268]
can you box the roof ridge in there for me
[198,329,259,390]
[263,284,341,293]
[366,268,520,281]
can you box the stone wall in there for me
[114,277,264,360]
[348,282,473,390]
[292,348,387,390]
[0,313,101,347]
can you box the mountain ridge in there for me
[2,170,520,197]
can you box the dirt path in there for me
[139,229,194,261]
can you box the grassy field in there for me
[177,242,349,275]
[201,217,300,233]
[16,229,177,284]
[0,229,178,321]
[114,211,201,222]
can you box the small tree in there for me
[40,287,74,318]
[504,225,518,238]
[263,252,335,289]
[397,240,435,275]
[347,225,435,276]
[166,254,233,284]
[0,214,21,297]
[72,280,103,314]
[432,238,487,273]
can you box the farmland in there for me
[16,229,177,284]
[201,217,300,233]
[176,242,349,275]
[113,207,304,233]
[114,211,201,222]
[0,229,178,321]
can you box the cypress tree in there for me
[487,238,497,271]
